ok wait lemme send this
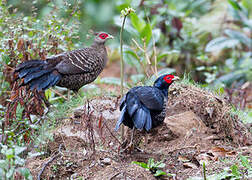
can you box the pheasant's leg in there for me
[67,89,71,100]
[129,127,135,146]
[121,127,135,153]
[144,131,148,147]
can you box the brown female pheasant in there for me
[15,32,113,92]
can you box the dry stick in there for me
[50,88,68,100]
[37,144,63,180]
[103,120,122,146]
[131,38,149,77]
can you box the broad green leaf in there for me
[224,29,251,46]
[154,170,167,177]
[140,23,152,44]
[205,37,239,52]
[130,13,145,33]
[228,0,242,10]
[132,161,148,169]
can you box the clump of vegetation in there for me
[189,155,252,180]
[132,158,175,177]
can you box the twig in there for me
[103,120,122,146]
[50,88,68,100]
[109,172,120,180]
[37,144,63,180]
[132,38,144,52]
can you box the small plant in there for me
[132,158,174,177]
[189,155,252,180]
[0,144,32,179]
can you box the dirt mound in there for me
[26,84,251,179]
[167,83,251,145]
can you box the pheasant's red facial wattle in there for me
[99,33,108,39]
[163,74,174,84]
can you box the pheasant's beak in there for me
[173,76,180,81]
[107,34,114,39]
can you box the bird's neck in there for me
[160,88,168,98]
[91,41,108,67]
[91,41,105,49]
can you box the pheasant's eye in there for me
[99,33,108,39]
[163,75,174,84]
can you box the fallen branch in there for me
[37,144,63,180]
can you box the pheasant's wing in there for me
[49,48,96,75]
[135,86,164,111]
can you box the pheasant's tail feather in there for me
[16,60,61,91]
[15,60,46,72]
[115,106,126,131]
[133,106,152,131]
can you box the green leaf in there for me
[99,77,127,87]
[230,164,241,177]
[130,13,145,33]
[18,168,33,180]
[130,74,145,84]
[125,50,139,60]
[140,23,152,44]
[205,37,239,52]
[6,167,15,179]
[14,146,27,155]
[132,161,148,169]
[154,170,166,177]
[15,156,25,166]
[45,89,52,100]
[240,156,251,169]
[147,158,155,169]
[155,162,166,168]
[0,160,8,169]
[228,0,242,10]
[6,149,14,160]
[224,29,251,46]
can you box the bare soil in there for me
[25,83,252,180]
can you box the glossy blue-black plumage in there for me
[115,74,175,132]
[16,60,61,91]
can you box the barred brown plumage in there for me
[15,32,113,92]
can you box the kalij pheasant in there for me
[15,32,113,92]
[115,74,179,150]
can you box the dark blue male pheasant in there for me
[115,74,179,150]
